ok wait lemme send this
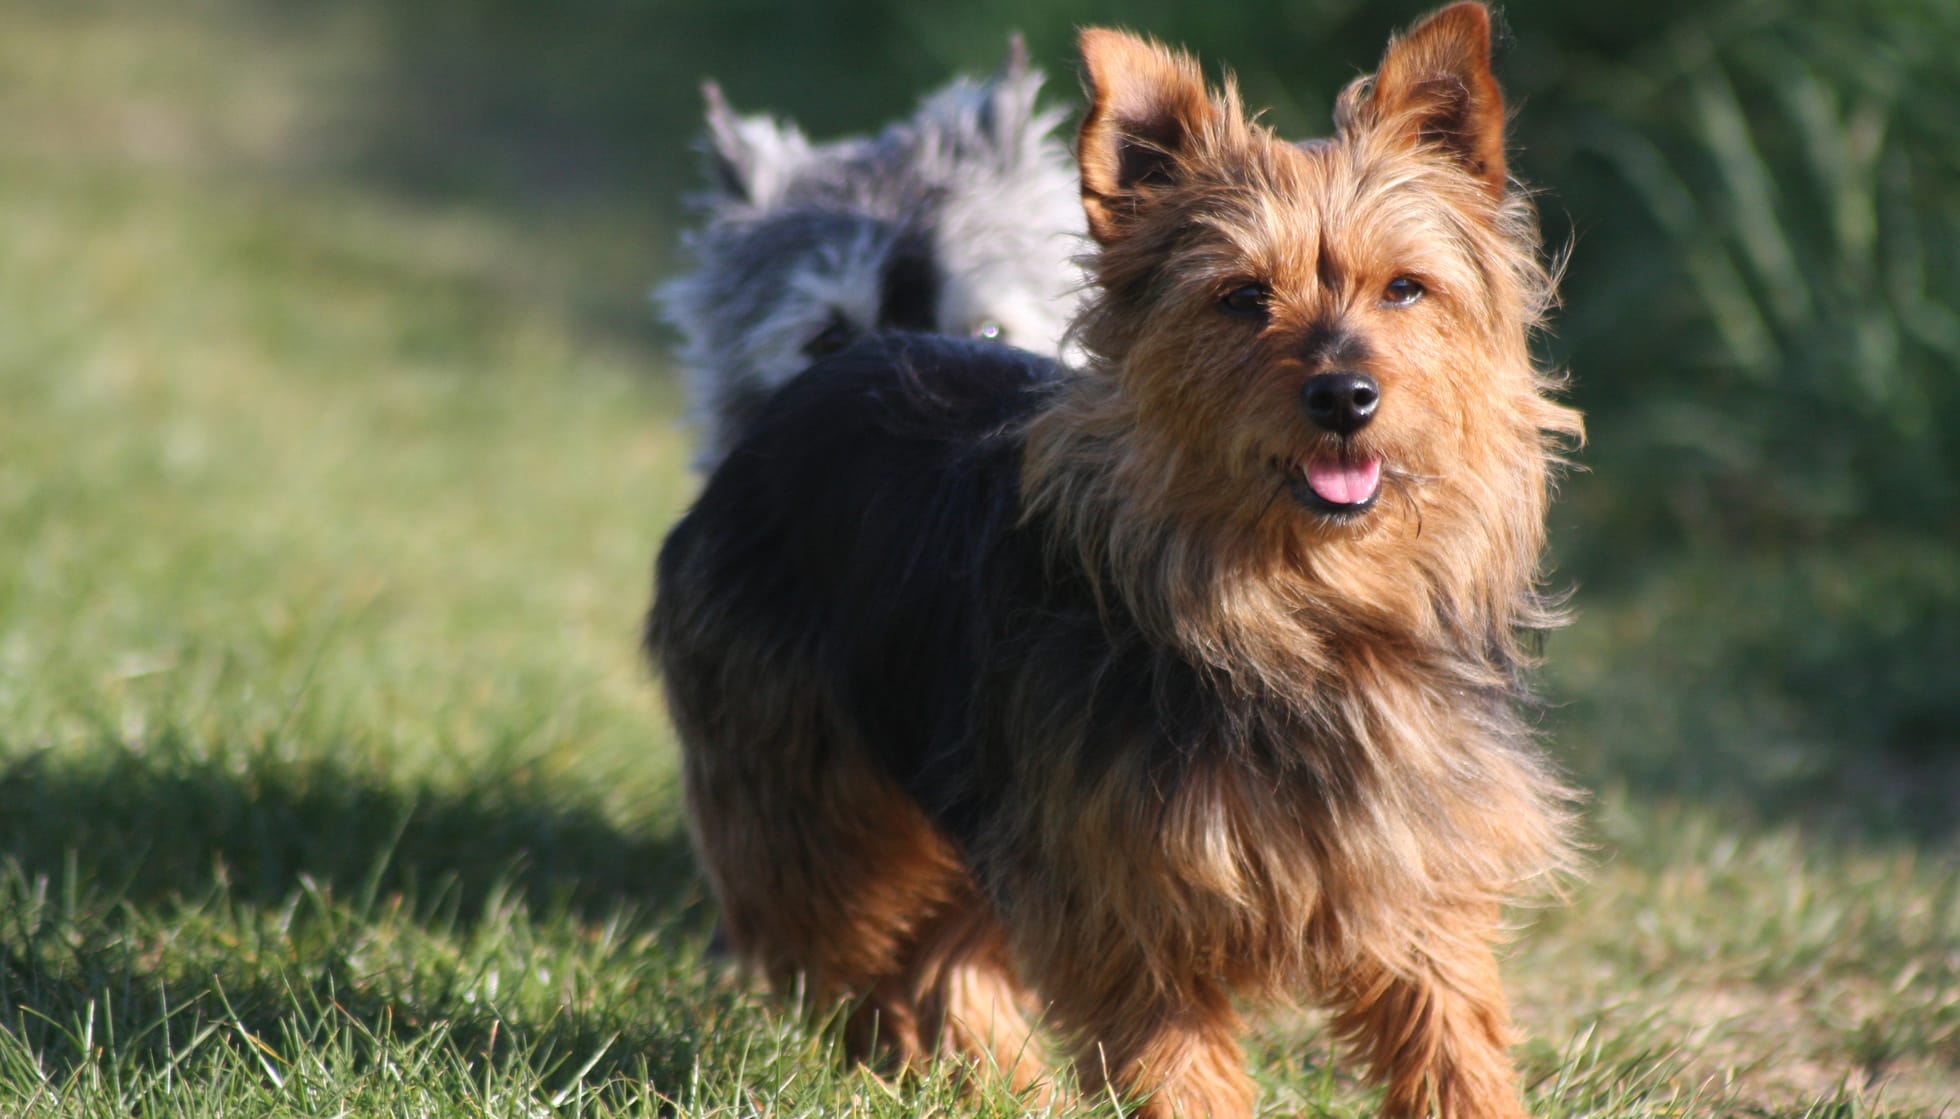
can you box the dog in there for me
[648,5,1583,1116]
[657,39,1085,470]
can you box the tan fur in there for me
[1005,7,1580,1114]
[662,630,1042,1084]
[652,5,1581,1117]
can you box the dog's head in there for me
[1066,4,1581,552]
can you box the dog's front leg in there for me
[1053,978,1258,1119]
[1322,905,1529,1119]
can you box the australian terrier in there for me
[648,4,1583,1116]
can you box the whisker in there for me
[1255,470,1292,524]
[1383,467,1432,537]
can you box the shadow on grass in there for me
[0,734,759,1101]
[0,925,739,1103]
[0,735,705,929]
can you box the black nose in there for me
[1301,371,1380,435]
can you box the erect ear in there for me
[1344,2,1508,197]
[699,81,811,207]
[1076,28,1216,245]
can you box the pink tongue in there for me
[1306,456,1382,505]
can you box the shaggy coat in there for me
[649,6,1582,1117]
[658,41,1084,470]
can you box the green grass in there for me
[0,3,1953,1116]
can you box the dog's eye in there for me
[1218,283,1271,318]
[973,320,1008,344]
[803,313,857,358]
[1382,276,1425,306]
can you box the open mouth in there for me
[1285,453,1384,517]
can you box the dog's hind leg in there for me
[680,713,953,1052]
[670,672,1041,1084]
[692,744,1046,1089]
